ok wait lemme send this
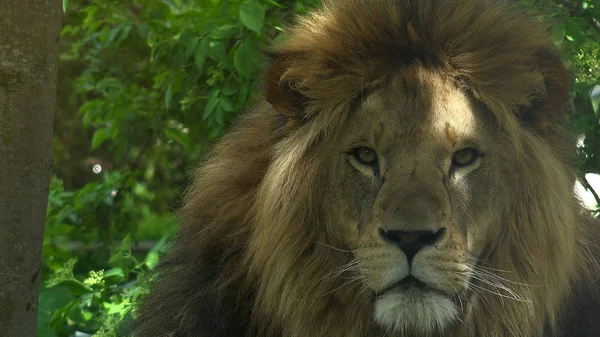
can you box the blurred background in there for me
[39,0,600,336]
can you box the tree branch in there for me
[572,0,584,16]
[130,132,154,171]
[583,174,600,209]
[589,17,600,35]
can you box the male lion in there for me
[132,0,600,336]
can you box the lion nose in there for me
[378,228,447,262]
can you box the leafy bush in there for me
[41,0,317,336]
[532,0,600,213]
[40,0,600,336]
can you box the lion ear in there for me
[519,52,571,131]
[265,55,307,119]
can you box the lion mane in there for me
[132,0,600,336]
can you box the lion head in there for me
[133,1,599,337]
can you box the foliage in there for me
[40,235,168,336]
[40,0,317,336]
[40,0,600,336]
[522,0,600,211]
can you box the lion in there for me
[131,0,600,336]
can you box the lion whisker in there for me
[450,293,467,328]
[469,262,516,275]
[465,275,530,303]
[466,270,521,294]
[464,273,509,305]
[319,275,366,298]
[349,277,371,296]
[313,241,357,253]
[460,280,493,313]
[466,265,537,287]
[455,271,523,309]
[294,259,361,292]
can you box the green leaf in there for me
[144,251,160,270]
[109,234,135,266]
[194,39,209,71]
[220,97,236,112]
[137,22,150,39]
[211,24,238,39]
[119,24,133,42]
[165,83,173,109]
[38,286,73,337]
[50,301,77,333]
[164,128,192,150]
[109,122,119,138]
[105,301,129,315]
[565,20,585,42]
[103,267,125,280]
[239,3,266,34]
[171,51,185,69]
[222,77,239,95]
[147,30,158,47]
[185,37,200,58]
[234,39,260,79]
[590,85,600,116]
[550,23,565,43]
[60,25,77,37]
[238,83,249,103]
[91,128,109,150]
[47,223,75,235]
[265,0,285,8]
[87,20,103,35]
[62,0,68,12]
[106,27,122,46]
[145,162,156,180]
[215,105,225,126]
[56,279,94,296]
[208,40,228,64]
[144,236,169,269]
[204,89,220,120]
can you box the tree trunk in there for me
[0,1,62,336]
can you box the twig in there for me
[589,17,600,35]
[112,131,154,202]
[583,174,600,208]
[221,0,229,17]
[130,132,154,170]
[552,0,577,11]
[63,240,159,252]
[572,0,584,16]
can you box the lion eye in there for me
[352,147,378,166]
[452,148,479,167]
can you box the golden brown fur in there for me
[132,1,600,336]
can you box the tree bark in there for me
[0,1,62,336]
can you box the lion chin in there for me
[374,286,458,334]
[131,0,600,336]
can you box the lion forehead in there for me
[350,68,484,158]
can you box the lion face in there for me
[322,67,516,334]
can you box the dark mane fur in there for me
[131,107,287,336]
